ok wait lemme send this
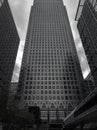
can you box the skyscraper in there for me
[18,0,83,121]
[0,0,19,97]
[76,0,97,86]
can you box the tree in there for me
[0,84,35,130]
[0,85,9,120]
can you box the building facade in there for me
[81,80,96,98]
[18,0,83,120]
[0,0,20,88]
[76,0,97,86]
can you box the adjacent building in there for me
[18,0,83,121]
[0,0,20,88]
[81,80,96,98]
[76,0,97,86]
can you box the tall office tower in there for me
[75,0,97,86]
[18,0,83,121]
[0,0,19,95]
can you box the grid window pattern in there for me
[19,0,82,119]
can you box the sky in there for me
[8,0,90,82]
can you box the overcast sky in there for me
[8,0,90,82]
